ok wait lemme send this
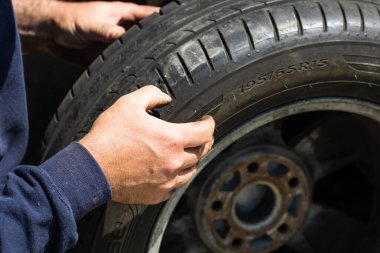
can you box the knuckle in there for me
[117,94,132,107]
[193,123,213,141]
[126,2,137,7]
[146,84,159,91]
[166,158,184,172]
[205,128,214,141]
[202,119,215,139]
[166,182,177,191]
[160,167,175,180]
[177,178,190,187]
[142,85,160,95]
[163,133,183,151]
[158,183,175,193]
[203,143,212,154]
[189,156,200,167]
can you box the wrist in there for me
[40,142,112,220]
[14,0,62,51]
[78,134,114,189]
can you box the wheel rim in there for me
[147,98,380,253]
[196,147,310,253]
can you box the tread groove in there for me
[230,7,243,13]
[338,1,348,32]
[198,39,215,71]
[42,136,47,147]
[292,5,304,36]
[184,29,196,34]
[317,2,328,32]
[241,18,255,50]
[217,29,233,61]
[156,68,176,98]
[143,56,156,61]
[85,69,90,78]
[356,3,365,32]
[176,53,195,85]
[267,10,280,41]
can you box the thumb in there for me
[130,85,172,110]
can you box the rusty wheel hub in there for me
[196,147,310,253]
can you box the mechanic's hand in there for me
[79,86,215,205]
[14,0,159,66]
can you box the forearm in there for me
[13,0,59,51]
[0,142,111,252]
[13,0,53,51]
[0,165,78,252]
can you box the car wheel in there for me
[42,0,380,252]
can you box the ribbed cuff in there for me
[40,142,112,220]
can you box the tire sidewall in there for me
[94,40,380,252]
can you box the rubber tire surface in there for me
[41,0,380,252]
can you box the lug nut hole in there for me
[278,224,289,234]
[288,177,300,188]
[212,201,223,211]
[232,238,243,248]
[268,162,289,177]
[248,163,259,173]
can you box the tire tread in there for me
[43,0,380,159]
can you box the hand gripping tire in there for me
[42,0,380,252]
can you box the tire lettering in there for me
[286,65,297,74]
[240,59,329,94]
[275,68,286,78]
[317,58,329,67]
[256,75,267,85]
[299,62,309,71]
[241,80,256,93]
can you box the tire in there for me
[41,0,380,252]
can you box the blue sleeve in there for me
[0,142,112,252]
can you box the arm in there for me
[8,2,214,251]
[0,86,215,252]
[0,143,110,252]
[13,0,159,66]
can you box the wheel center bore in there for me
[234,184,277,228]
[196,146,310,253]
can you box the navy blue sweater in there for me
[0,1,112,252]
